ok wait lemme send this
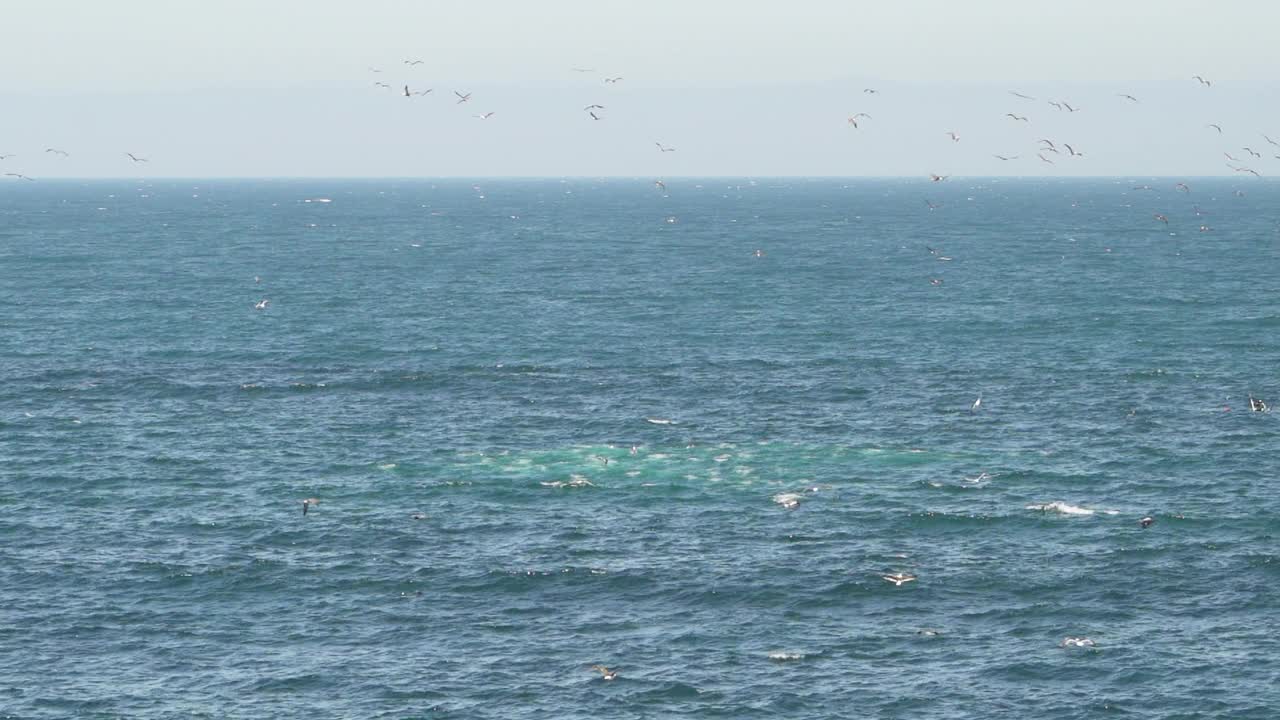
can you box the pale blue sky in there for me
[1,0,1277,177]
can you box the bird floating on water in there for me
[1061,637,1096,648]
[254,299,269,310]
[1140,516,1155,528]
[882,573,917,586]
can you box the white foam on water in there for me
[1027,501,1094,516]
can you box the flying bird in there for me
[570,67,595,73]
[0,153,14,160]
[588,111,602,121]
[1192,75,1212,86]
[946,131,960,142]
[4,172,34,181]
[301,498,319,515]
[1048,101,1063,110]
[1009,90,1035,100]
[847,112,871,128]
[603,77,623,84]
[583,104,605,111]
[1207,124,1223,134]
[1224,152,1240,162]
[882,573,917,586]
[1038,138,1056,149]
[1038,153,1055,164]
[1117,93,1139,103]
[45,148,69,157]
[1064,143,1084,157]
[589,665,618,681]
[1175,182,1190,193]
[864,88,879,94]
[1234,166,1261,177]
[403,59,424,66]
[993,154,1019,161]
[971,395,982,412]
[1005,113,1029,122]
[929,174,948,182]
[254,299,270,310]
[454,91,472,104]
[475,112,496,120]
[125,153,148,163]
[655,142,675,152]
[1264,135,1280,147]
[1243,147,1261,158]
[1154,213,1169,224]
[654,180,666,192]
[374,82,391,89]
[1062,102,1079,112]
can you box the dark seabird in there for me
[302,497,319,515]
[589,665,618,680]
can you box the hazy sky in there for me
[1,0,1277,177]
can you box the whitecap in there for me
[772,492,804,509]
[767,651,807,661]
[1027,501,1094,516]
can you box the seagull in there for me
[603,77,623,84]
[882,572,917,586]
[1192,75,1212,86]
[1199,225,1213,232]
[654,180,666,192]
[1234,166,1261,177]
[993,154,1019,161]
[1265,135,1280,147]
[1038,153,1055,164]
[1009,90,1035,100]
[1244,147,1262,158]
[4,172,34,181]
[454,91,472,104]
[971,395,982,412]
[1061,637,1096,648]
[254,299,270,310]
[1062,102,1079,112]
[1048,101,1063,111]
[374,82,391,89]
[1005,113,1029,122]
[1117,93,1139,103]
[1140,516,1155,528]
[367,66,383,73]
[570,67,595,73]
[925,199,941,210]
[411,88,433,96]
[588,111,602,121]
[946,131,960,142]
[589,665,618,681]
[45,148,69,157]
[864,88,879,94]
[1064,143,1084,157]
[1224,152,1241,162]
[301,497,319,516]
[1175,182,1190,193]
[1154,213,1169,224]
[655,142,676,152]
[1207,124,1223,134]
[929,174,948,182]
[473,112,495,120]
[125,153,148,163]
[847,113,871,128]
[930,278,943,286]
[403,59,424,66]
[1038,138,1057,150]
[583,104,605,111]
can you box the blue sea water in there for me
[1,178,1278,719]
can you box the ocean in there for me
[1,178,1277,719]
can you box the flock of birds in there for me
[10,64,1276,677]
